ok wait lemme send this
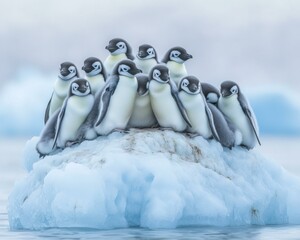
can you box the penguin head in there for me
[220,81,240,98]
[149,65,170,84]
[137,44,158,61]
[161,47,193,64]
[69,79,91,96]
[136,74,150,96]
[59,62,79,81]
[179,76,201,95]
[82,57,106,78]
[201,83,220,104]
[105,38,134,60]
[113,60,142,77]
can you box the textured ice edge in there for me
[8,130,300,230]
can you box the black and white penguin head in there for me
[179,76,201,95]
[220,81,240,98]
[149,65,170,84]
[112,60,141,77]
[161,47,193,64]
[105,38,134,60]
[59,62,79,81]
[69,79,91,97]
[137,44,158,61]
[201,83,220,104]
[82,57,106,78]
[136,74,150,96]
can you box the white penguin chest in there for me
[86,75,105,95]
[179,92,211,137]
[128,94,156,128]
[218,96,255,145]
[104,54,127,75]
[58,95,94,146]
[50,79,72,115]
[135,58,157,74]
[149,81,186,131]
[98,76,138,133]
[167,61,187,86]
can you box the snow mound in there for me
[8,130,300,230]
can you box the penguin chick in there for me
[148,64,192,132]
[201,82,220,105]
[135,44,158,74]
[178,76,217,139]
[82,57,107,95]
[52,79,94,150]
[104,38,134,76]
[218,80,261,149]
[44,62,79,123]
[161,47,192,86]
[94,60,141,135]
[127,73,158,128]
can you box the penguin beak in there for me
[221,89,231,98]
[129,68,142,75]
[181,53,193,61]
[60,68,69,77]
[189,83,198,93]
[105,45,118,53]
[137,51,147,59]
[82,65,93,73]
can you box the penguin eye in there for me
[69,66,76,73]
[182,79,189,87]
[230,85,238,94]
[171,50,180,58]
[147,48,154,55]
[117,42,125,49]
[72,83,79,91]
[153,69,161,78]
[92,62,100,69]
[119,64,130,73]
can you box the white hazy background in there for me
[0,0,300,137]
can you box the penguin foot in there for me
[186,133,201,138]
[66,141,80,147]
[159,127,174,131]
[38,153,46,159]
[112,128,129,134]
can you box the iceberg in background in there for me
[8,130,300,230]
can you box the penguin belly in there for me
[149,81,186,132]
[86,74,105,95]
[179,92,212,138]
[218,96,256,149]
[127,94,157,128]
[104,53,127,75]
[167,61,187,86]
[56,95,94,148]
[135,58,157,74]
[95,76,138,135]
[49,79,71,116]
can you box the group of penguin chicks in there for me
[36,38,261,157]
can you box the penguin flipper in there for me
[52,99,67,149]
[44,93,53,124]
[95,76,119,127]
[238,93,261,145]
[203,97,220,142]
[169,80,192,128]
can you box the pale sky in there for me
[1,0,300,92]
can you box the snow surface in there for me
[8,129,300,230]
